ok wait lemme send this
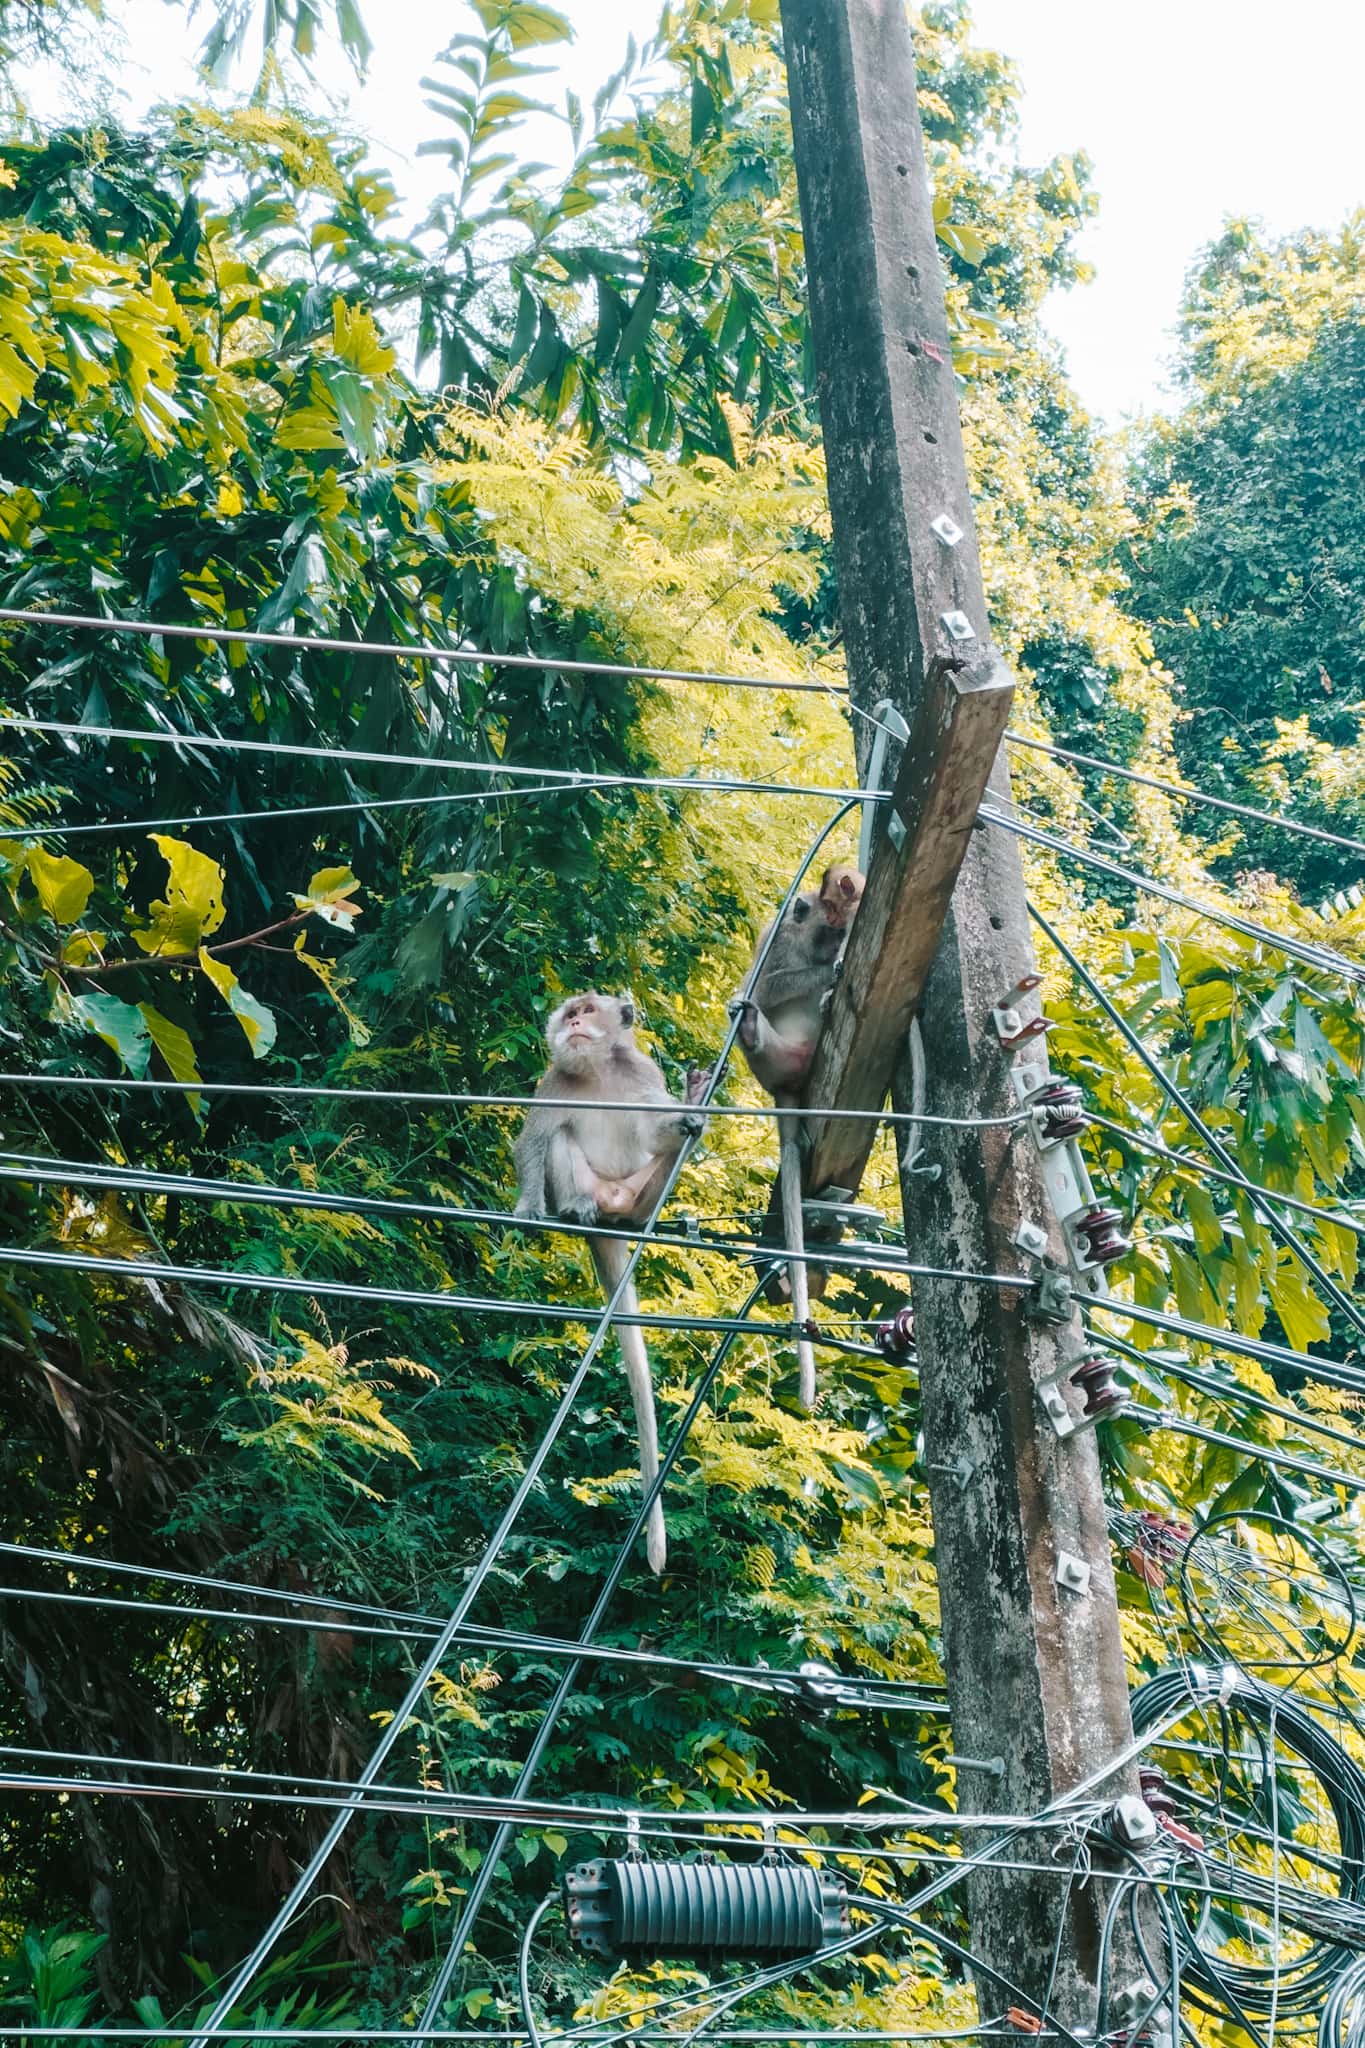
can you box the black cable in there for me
[518,1893,558,2048]
[1130,1668,1365,2020]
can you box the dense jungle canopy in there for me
[2,0,1365,2034]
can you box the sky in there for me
[55,0,1365,428]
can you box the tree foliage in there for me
[0,0,1363,2033]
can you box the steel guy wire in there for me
[0,1078,1031,1128]
[417,1266,779,2032]
[986,800,1365,986]
[1087,1112,1365,1240]
[0,1240,1027,1319]
[0,604,845,694]
[1030,901,1365,1349]
[3,714,884,808]
[180,799,859,2047]
[1006,728,1365,865]
[0,1576,949,1713]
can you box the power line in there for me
[1006,729,1365,864]
[0,1240,1023,1318]
[4,715,880,808]
[1032,902,1365,1348]
[0,1070,1026,1130]
[988,802,1365,987]
[1087,1113,1365,1240]
[0,605,845,695]
[19,778,657,842]
[0,1575,948,1712]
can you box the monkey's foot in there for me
[556,1195,601,1227]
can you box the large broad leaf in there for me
[198,949,278,1059]
[25,845,94,926]
[140,1004,201,1086]
[71,992,152,1077]
[134,837,227,956]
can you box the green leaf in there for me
[1267,1254,1332,1354]
[503,3,572,48]
[25,844,94,925]
[71,991,152,1077]
[198,949,278,1059]
[134,837,227,956]
[140,1003,201,1087]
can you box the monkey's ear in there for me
[840,873,858,899]
[618,997,635,1027]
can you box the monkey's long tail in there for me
[592,1236,667,1575]
[779,1114,817,1410]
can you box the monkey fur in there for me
[513,992,699,1574]
[732,865,866,1407]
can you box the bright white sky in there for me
[54,0,1365,426]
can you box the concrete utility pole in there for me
[778,0,1140,2021]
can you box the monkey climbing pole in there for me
[778,0,1143,2023]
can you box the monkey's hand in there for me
[513,1193,545,1222]
[727,994,759,1051]
[555,1193,602,1228]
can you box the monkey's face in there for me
[819,865,865,931]
[548,992,633,1072]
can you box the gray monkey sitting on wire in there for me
[513,991,702,1575]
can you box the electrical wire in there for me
[1006,728,1365,865]
[1088,1111,1365,1241]
[3,714,881,807]
[0,1239,1026,1321]
[1031,902,1365,1347]
[1130,1668,1365,2021]
[989,801,1365,986]
[0,1078,1030,1128]
[0,605,845,694]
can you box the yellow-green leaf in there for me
[198,948,278,1059]
[26,844,94,925]
[134,837,226,955]
[140,1002,201,1092]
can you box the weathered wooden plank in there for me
[798,652,1011,1204]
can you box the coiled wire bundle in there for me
[1132,1667,1365,2023]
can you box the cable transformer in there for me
[563,1858,851,1961]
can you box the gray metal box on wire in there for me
[562,1858,851,1961]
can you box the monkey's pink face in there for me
[548,993,629,1071]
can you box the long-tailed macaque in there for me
[732,865,866,1408]
[513,992,700,1575]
